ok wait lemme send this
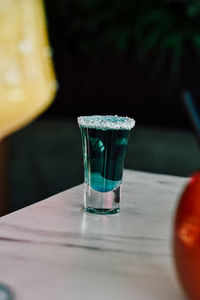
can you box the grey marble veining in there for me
[0,170,188,300]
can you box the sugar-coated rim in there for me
[77,115,135,130]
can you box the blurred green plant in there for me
[46,0,200,78]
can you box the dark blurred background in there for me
[6,0,200,213]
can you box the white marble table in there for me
[0,169,188,300]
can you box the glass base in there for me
[85,207,120,215]
[84,182,121,215]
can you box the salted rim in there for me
[77,115,135,130]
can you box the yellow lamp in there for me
[0,0,57,140]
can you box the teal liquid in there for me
[80,127,130,192]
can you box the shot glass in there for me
[78,115,135,215]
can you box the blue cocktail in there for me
[78,115,135,214]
